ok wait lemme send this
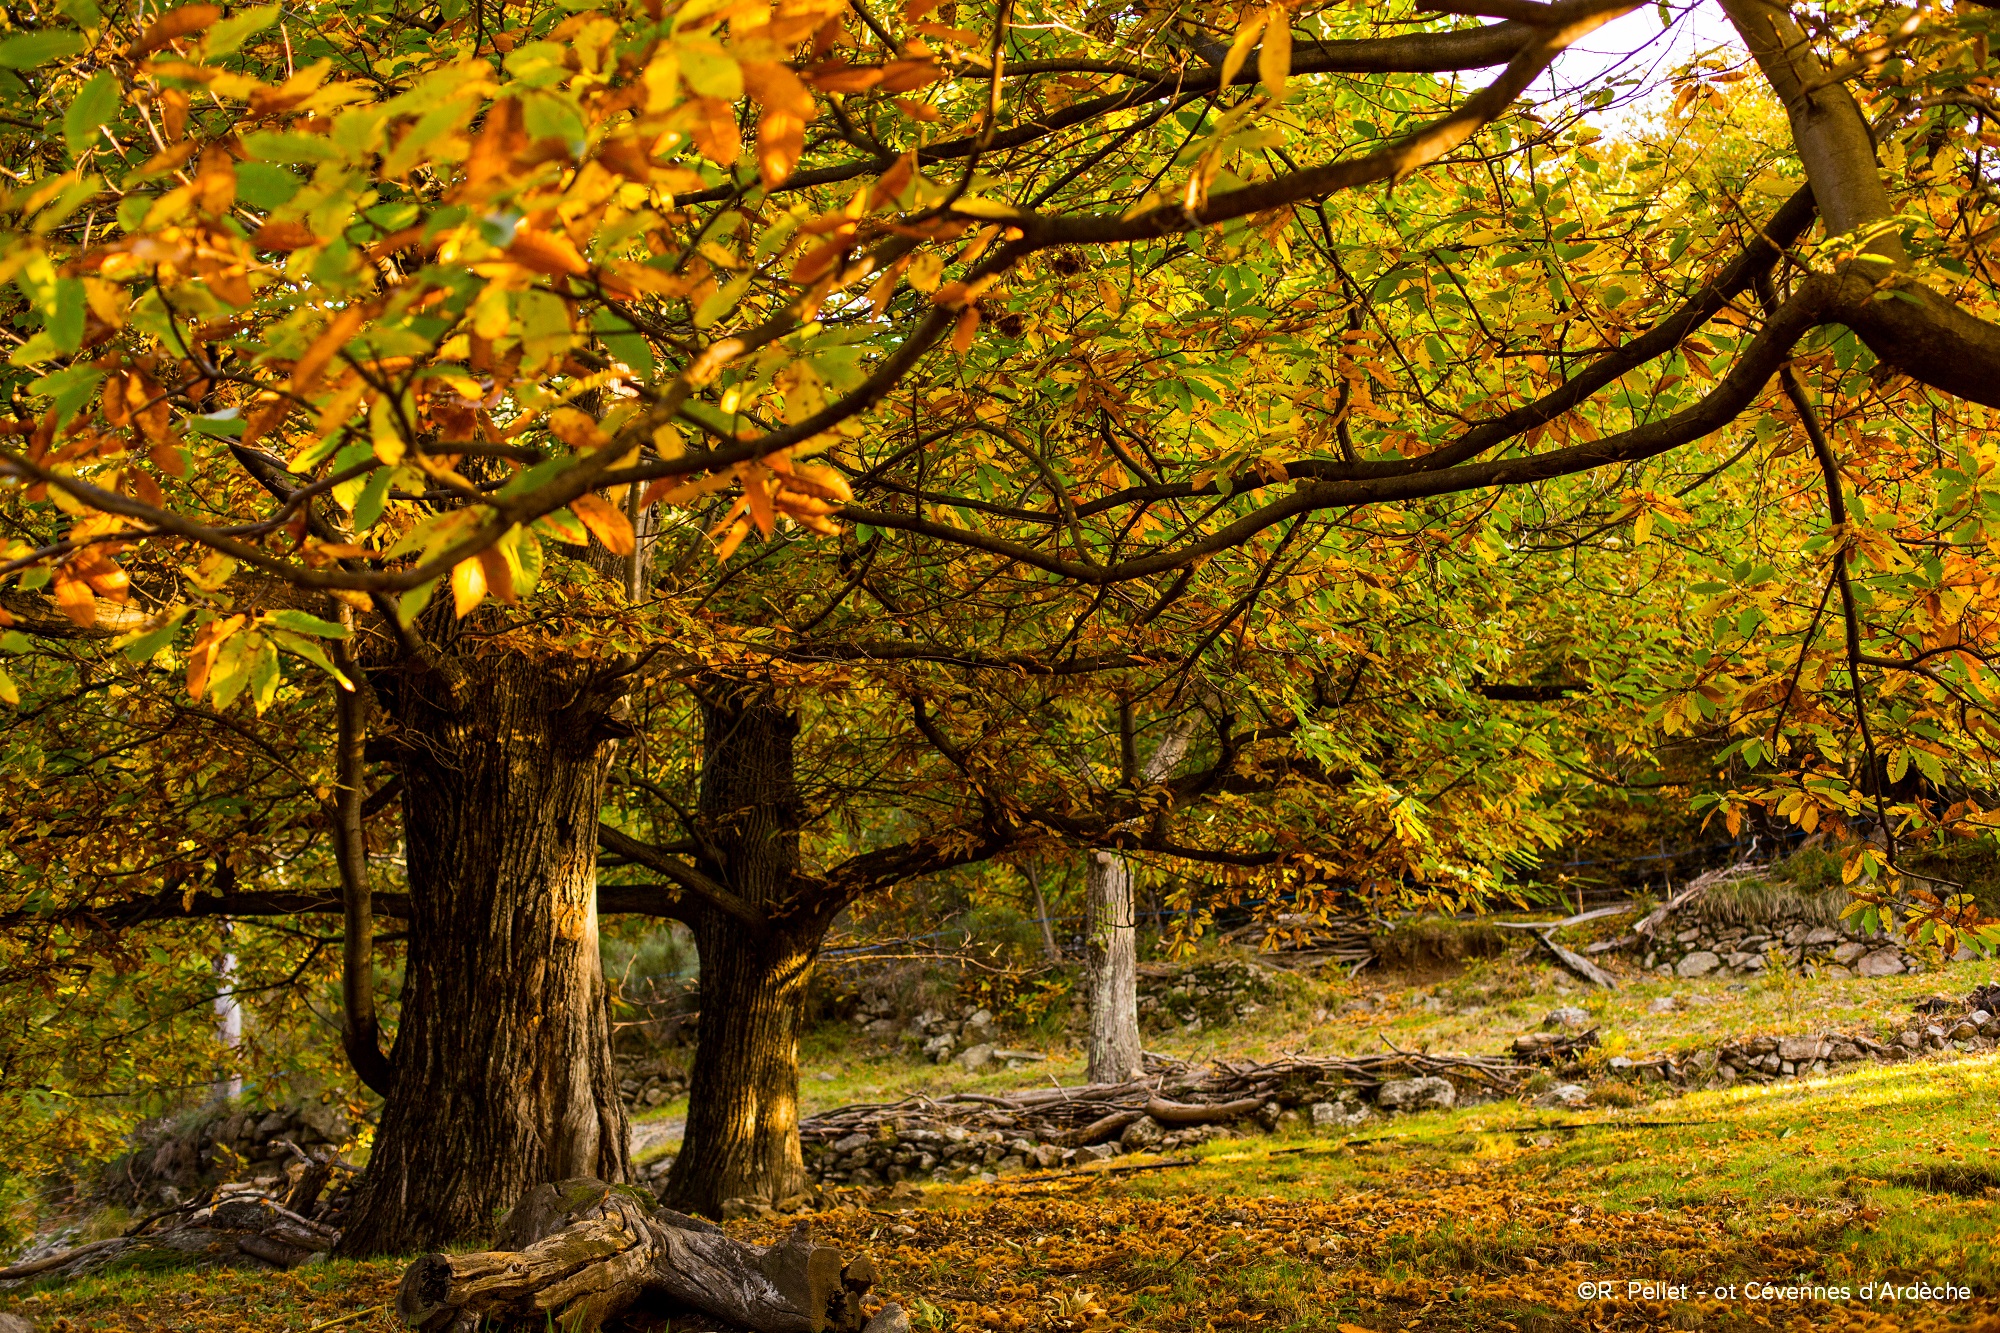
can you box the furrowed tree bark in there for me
[663,686,821,1217]
[396,1178,888,1333]
[337,652,631,1256]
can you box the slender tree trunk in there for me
[1085,850,1143,1084]
[1027,861,1061,963]
[337,652,630,1256]
[664,687,821,1217]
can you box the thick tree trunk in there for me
[664,688,820,1217]
[1085,850,1144,1084]
[338,652,630,1256]
[668,916,817,1215]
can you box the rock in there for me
[991,1049,1046,1064]
[955,1043,996,1073]
[1532,1083,1588,1109]
[1119,1116,1165,1151]
[1647,996,1676,1014]
[1311,1101,1369,1129]
[1377,1076,1456,1112]
[1777,1036,1830,1062]
[1677,951,1721,978]
[864,1304,912,1333]
[0,1315,36,1332]
[1606,1056,1635,1073]
[1899,1030,1922,1051]
[1805,927,1843,946]
[1076,1143,1120,1163]
[1950,1021,1980,1041]
[1833,942,1868,964]
[1856,950,1906,978]
[833,1133,872,1155]
[719,1196,773,1220]
[864,1018,899,1037]
[1971,1009,1994,1028]
[1544,1006,1591,1030]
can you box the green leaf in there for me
[0,29,86,69]
[352,465,395,531]
[28,364,103,427]
[271,630,352,689]
[234,162,300,210]
[396,578,440,625]
[264,610,351,639]
[118,609,191,664]
[533,508,590,547]
[63,70,119,155]
[241,130,344,164]
[0,662,16,707]
[203,2,280,57]
[694,271,753,329]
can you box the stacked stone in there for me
[615,1057,688,1111]
[1645,919,1919,980]
[1135,958,1280,1033]
[801,1119,1222,1187]
[101,1100,353,1209]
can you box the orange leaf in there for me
[546,407,607,451]
[505,228,590,277]
[476,547,517,604]
[291,306,367,394]
[744,467,776,536]
[878,58,942,93]
[713,515,750,561]
[150,438,187,478]
[951,304,980,353]
[185,615,244,698]
[252,220,318,252]
[51,569,96,628]
[128,4,223,59]
[571,492,635,556]
[691,98,742,166]
[806,61,884,93]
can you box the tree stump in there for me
[395,1179,883,1333]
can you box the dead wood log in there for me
[1143,1095,1263,1125]
[1535,932,1619,989]
[396,1179,875,1333]
[1058,1109,1145,1146]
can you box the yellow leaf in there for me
[1219,8,1268,90]
[450,556,488,618]
[1258,7,1291,98]
[370,393,407,466]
